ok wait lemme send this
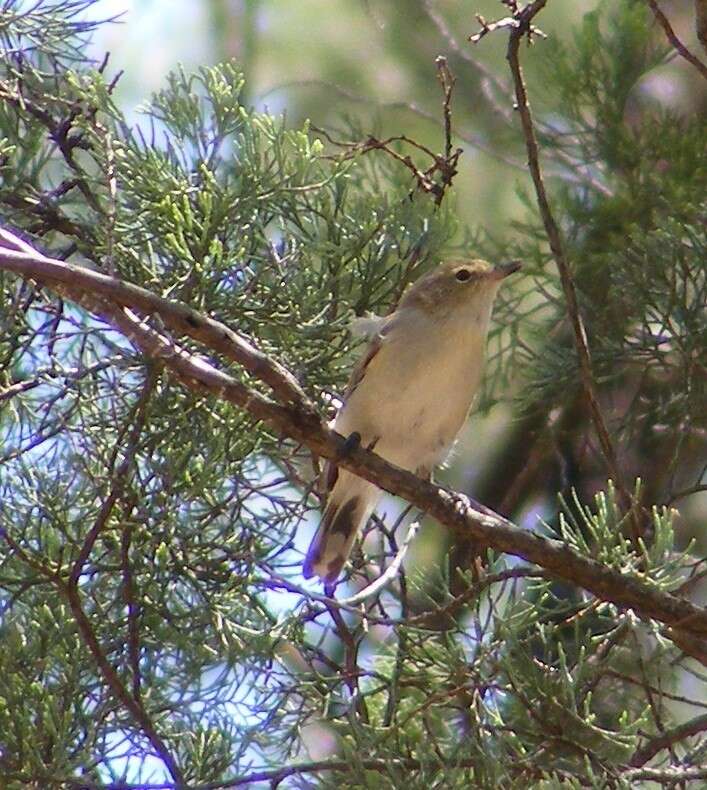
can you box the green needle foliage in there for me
[0,1,705,788]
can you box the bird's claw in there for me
[339,431,361,457]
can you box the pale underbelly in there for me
[334,362,481,471]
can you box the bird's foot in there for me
[338,431,361,458]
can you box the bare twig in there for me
[469,8,546,46]
[645,0,707,81]
[321,597,369,722]
[634,637,678,765]
[62,581,183,785]
[315,126,461,206]
[408,566,547,629]
[435,56,455,161]
[423,0,509,96]
[0,359,115,403]
[624,768,707,783]
[338,518,421,606]
[631,711,707,766]
[312,58,461,205]
[260,78,611,193]
[474,2,637,532]
[0,190,88,240]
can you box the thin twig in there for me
[315,126,460,206]
[631,711,707,767]
[62,581,183,785]
[492,2,637,533]
[259,78,611,193]
[312,57,462,206]
[423,0,509,96]
[645,0,707,81]
[1,515,182,784]
[321,597,369,722]
[436,56,455,162]
[338,518,420,606]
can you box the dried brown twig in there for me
[259,78,611,194]
[436,55,455,161]
[314,59,462,205]
[423,0,509,96]
[470,1,639,536]
[469,0,547,46]
[645,0,707,81]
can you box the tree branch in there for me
[1,229,707,649]
[645,0,707,81]
[472,2,637,531]
[0,229,312,412]
[2,508,183,784]
[630,711,707,767]
[62,581,184,785]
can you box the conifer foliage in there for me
[0,1,705,787]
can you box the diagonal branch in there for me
[0,229,312,412]
[644,0,707,81]
[62,580,183,785]
[1,511,183,784]
[1,229,707,649]
[630,711,707,767]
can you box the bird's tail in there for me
[303,474,379,585]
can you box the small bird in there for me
[303,258,521,585]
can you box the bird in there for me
[303,258,521,585]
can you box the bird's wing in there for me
[342,330,384,402]
[320,313,396,498]
[348,312,388,339]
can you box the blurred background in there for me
[90,0,705,227]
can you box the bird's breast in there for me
[334,319,487,470]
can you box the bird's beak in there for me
[489,260,522,280]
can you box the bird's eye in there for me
[455,269,472,282]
